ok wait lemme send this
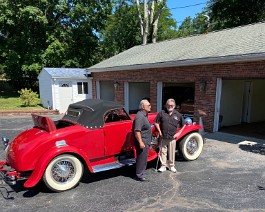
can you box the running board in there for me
[92,158,136,173]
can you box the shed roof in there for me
[87,22,265,72]
[42,68,90,79]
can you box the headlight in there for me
[184,117,193,125]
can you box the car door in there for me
[82,128,105,159]
[103,109,133,156]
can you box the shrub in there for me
[18,88,39,107]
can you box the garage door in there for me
[99,81,115,101]
[128,82,150,113]
[219,79,265,127]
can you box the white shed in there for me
[38,68,93,113]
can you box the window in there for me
[66,110,80,117]
[104,109,131,123]
[59,82,71,87]
[77,82,88,94]
[61,83,69,87]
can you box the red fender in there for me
[24,145,93,188]
[175,124,202,142]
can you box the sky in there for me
[166,0,207,26]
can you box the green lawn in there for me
[0,90,45,110]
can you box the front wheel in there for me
[180,132,204,161]
[43,154,83,192]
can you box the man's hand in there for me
[174,125,186,140]
[135,131,145,149]
[139,141,145,149]
[155,122,163,138]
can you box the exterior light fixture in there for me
[199,80,207,92]
[114,81,120,90]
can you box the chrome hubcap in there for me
[51,159,76,183]
[186,137,198,155]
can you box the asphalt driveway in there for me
[0,115,265,212]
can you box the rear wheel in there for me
[180,132,204,161]
[43,154,83,192]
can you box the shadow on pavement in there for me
[205,132,265,156]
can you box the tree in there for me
[135,0,167,44]
[100,1,177,58]
[0,0,112,90]
[192,13,210,34]
[100,2,142,58]
[208,0,265,30]
[175,12,209,38]
[155,5,178,41]
[176,17,194,38]
[0,2,47,90]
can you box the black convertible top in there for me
[62,99,127,128]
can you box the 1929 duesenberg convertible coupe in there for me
[0,99,204,192]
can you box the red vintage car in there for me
[0,99,204,192]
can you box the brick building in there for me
[86,22,265,132]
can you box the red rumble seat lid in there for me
[31,114,56,132]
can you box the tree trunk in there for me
[143,0,149,45]
[135,0,144,37]
[135,0,166,45]
[151,1,165,43]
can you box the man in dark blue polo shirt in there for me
[133,99,152,181]
[155,98,184,173]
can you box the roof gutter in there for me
[50,76,91,80]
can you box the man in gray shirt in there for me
[133,99,152,181]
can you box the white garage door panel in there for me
[250,79,265,122]
[58,86,73,113]
[129,83,150,113]
[220,80,244,126]
[100,81,115,101]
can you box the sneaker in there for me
[158,166,167,172]
[169,166,177,173]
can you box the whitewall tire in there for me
[180,132,204,161]
[43,154,83,192]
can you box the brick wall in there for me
[92,60,265,132]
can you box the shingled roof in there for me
[87,22,265,72]
[42,68,89,79]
